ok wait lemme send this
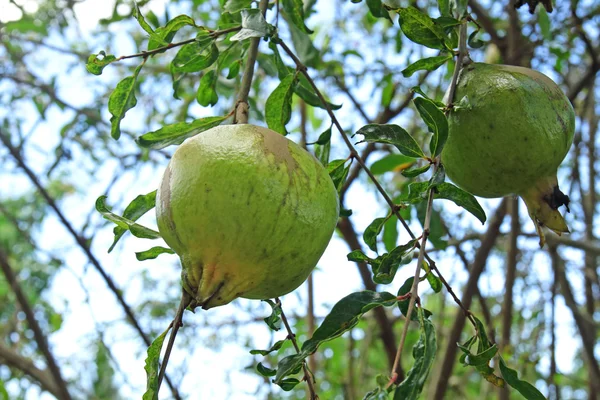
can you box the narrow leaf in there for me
[250,339,285,356]
[499,358,546,400]
[86,52,117,75]
[364,217,388,253]
[196,69,219,107]
[401,163,431,178]
[136,246,175,261]
[109,191,157,252]
[262,299,282,331]
[397,7,446,50]
[136,116,227,149]
[355,124,425,158]
[414,97,448,157]
[95,196,161,240]
[371,154,416,175]
[148,15,197,51]
[327,159,351,194]
[402,55,452,78]
[394,309,436,400]
[275,291,398,383]
[278,378,301,391]
[347,250,372,263]
[172,40,218,73]
[256,362,277,377]
[266,74,296,135]
[282,0,313,33]
[433,182,486,224]
[142,327,171,400]
[375,240,417,284]
[108,63,143,140]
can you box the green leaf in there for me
[231,9,270,41]
[275,291,398,383]
[453,0,469,18]
[134,2,157,36]
[197,70,219,107]
[282,0,313,34]
[250,339,286,356]
[327,159,351,194]
[262,299,282,331]
[538,7,551,40]
[364,217,388,253]
[411,86,446,107]
[137,116,227,149]
[266,74,296,135]
[367,0,391,20]
[383,216,399,252]
[430,164,446,187]
[148,15,197,51]
[86,51,117,75]
[307,126,332,145]
[256,362,277,377]
[294,79,342,110]
[374,240,417,284]
[397,278,432,321]
[499,358,546,400]
[347,249,371,263]
[402,55,452,78]
[224,0,253,13]
[108,63,143,140]
[142,327,170,400]
[425,271,442,292]
[397,7,446,50]
[109,191,157,252]
[371,154,416,175]
[394,309,436,400]
[414,97,448,157]
[400,181,431,204]
[172,39,219,73]
[461,344,498,367]
[2,17,48,35]
[95,196,161,240]
[315,139,331,165]
[401,164,431,178]
[437,0,451,16]
[355,124,425,158]
[288,22,319,67]
[467,29,485,49]
[433,182,486,224]
[278,378,301,391]
[136,246,175,261]
[226,60,242,79]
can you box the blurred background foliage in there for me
[0,0,599,399]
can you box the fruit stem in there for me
[519,174,570,247]
[234,0,269,124]
[157,291,193,394]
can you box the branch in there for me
[0,342,63,399]
[500,197,519,400]
[0,249,72,400]
[548,245,600,393]
[277,298,318,400]
[337,217,400,375]
[433,200,507,400]
[234,0,269,123]
[0,132,182,399]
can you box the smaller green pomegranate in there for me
[156,124,339,309]
[441,63,575,245]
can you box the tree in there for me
[0,0,598,399]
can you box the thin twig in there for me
[0,131,182,399]
[0,249,72,400]
[277,298,319,400]
[114,26,242,62]
[234,0,269,123]
[157,292,193,394]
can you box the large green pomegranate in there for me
[441,63,574,244]
[156,124,339,309]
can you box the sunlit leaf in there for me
[137,116,228,149]
[136,246,175,261]
[142,327,170,400]
[433,182,486,224]
[402,55,452,78]
[266,74,296,135]
[95,196,161,240]
[86,51,117,75]
[108,63,143,140]
[355,124,425,158]
[109,190,157,252]
[499,358,546,400]
[282,0,313,34]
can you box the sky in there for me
[0,0,591,398]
